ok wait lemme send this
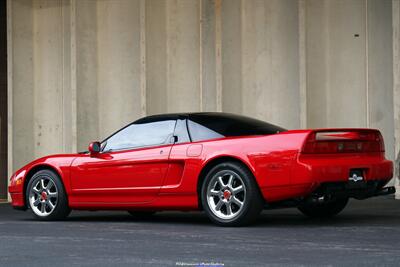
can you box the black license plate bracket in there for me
[347,169,366,189]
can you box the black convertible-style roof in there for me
[134,112,287,135]
[134,113,190,123]
[95,112,286,149]
[134,112,264,124]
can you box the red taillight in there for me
[302,130,385,154]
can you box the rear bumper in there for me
[295,153,393,185]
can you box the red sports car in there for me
[9,112,394,226]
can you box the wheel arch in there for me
[196,156,257,210]
[23,164,65,208]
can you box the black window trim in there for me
[185,119,193,143]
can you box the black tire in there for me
[298,198,349,218]
[201,161,264,226]
[26,169,71,221]
[127,211,156,218]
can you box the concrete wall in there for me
[6,0,400,195]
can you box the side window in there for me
[173,119,191,143]
[102,120,176,152]
[187,120,224,142]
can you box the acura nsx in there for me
[9,112,394,226]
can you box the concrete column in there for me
[96,0,142,138]
[166,0,201,112]
[215,0,222,112]
[367,0,394,160]
[32,0,69,157]
[9,0,75,170]
[146,0,201,114]
[61,0,74,153]
[200,0,217,112]
[75,0,99,151]
[69,0,77,152]
[306,0,329,128]
[9,0,35,172]
[76,0,144,148]
[221,0,242,114]
[241,0,300,128]
[139,0,146,117]
[306,0,367,128]
[145,0,167,115]
[299,0,307,129]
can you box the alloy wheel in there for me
[28,176,58,217]
[206,170,246,220]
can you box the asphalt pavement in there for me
[0,197,400,267]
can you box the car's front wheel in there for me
[298,198,349,218]
[201,162,264,226]
[26,169,70,220]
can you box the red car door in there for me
[70,120,177,204]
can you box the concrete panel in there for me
[76,0,99,151]
[96,0,142,138]
[147,0,201,115]
[307,0,367,128]
[60,0,73,153]
[145,0,167,115]
[327,0,367,127]
[306,0,329,128]
[139,0,146,117]
[241,0,300,128]
[32,0,65,158]
[201,0,217,111]
[11,0,35,170]
[166,0,200,112]
[367,0,394,160]
[221,0,242,114]
[299,0,307,128]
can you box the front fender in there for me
[8,154,78,207]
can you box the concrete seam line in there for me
[6,0,13,202]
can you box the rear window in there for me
[188,113,286,142]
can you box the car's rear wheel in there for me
[201,162,264,226]
[298,198,349,218]
[26,169,70,220]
